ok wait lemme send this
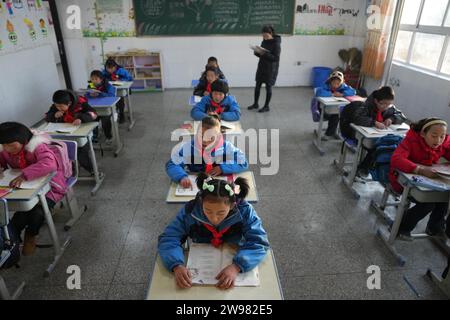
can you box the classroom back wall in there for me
[58,0,366,90]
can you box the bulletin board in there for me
[294,0,369,36]
[81,0,136,38]
[0,0,52,56]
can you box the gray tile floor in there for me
[2,87,448,300]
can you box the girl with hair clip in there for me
[158,173,269,290]
[389,118,450,241]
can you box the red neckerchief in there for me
[17,149,27,169]
[196,135,225,174]
[376,110,384,123]
[111,73,118,81]
[206,82,212,94]
[202,223,231,248]
[63,110,76,123]
[210,99,224,114]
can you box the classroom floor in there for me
[3,87,449,300]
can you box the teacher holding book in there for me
[248,25,281,113]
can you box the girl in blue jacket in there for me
[158,172,269,289]
[166,115,248,189]
[315,71,356,140]
[191,80,241,122]
[103,58,133,82]
[86,70,117,142]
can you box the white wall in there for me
[0,45,60,126]
[56,0,366,90]
[83,35,365,89]
[388,63,450,123]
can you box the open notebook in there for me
[249,45,269,54]
[110,81,126,87]
[433,163,450,178]
[359,123,410,135]
[187,243,260,287]
[0,169,48,190]
[319,97,349,103]
[175,175,234,197]
[42,122,80,134]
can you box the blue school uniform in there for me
[191,95,241,122]
[316,83,356,97]
[86,80,116,99]
[103,67,133,81]
[158,199,269,273]
[166,139,248,183]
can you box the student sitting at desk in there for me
[389,118,450,241]
[0,122,67,256]
[158,173,269,289]
[166,115,248,189]
[340,86,407,140]
[193,66,220,97]
[46,90,98,174]
[199,56,226,81]
[315,71,356,140]
[191,81,241,121]
[103,58,133,82]
[86,70,117,143]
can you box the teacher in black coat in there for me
[248,25,281,113]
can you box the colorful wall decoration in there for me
[295,0,369,36]
[0,0,51,55]
[81,0,136,38]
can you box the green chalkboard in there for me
[134,0,295,36]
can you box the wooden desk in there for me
[146,249,283,300]
[166,171,259,203]
[34,121,104,195]
[88,97,123,157]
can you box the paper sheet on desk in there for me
[187,243,260,287]
[320,97,348,103]
[360,124,409,135]
[194,96,202,103]
[0,169,48,190]
[110,81,125,86]
[175,175,232,197]
[43,123,80,133]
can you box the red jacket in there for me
[389,130,450,193]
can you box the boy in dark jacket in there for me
[47,90,98,173]
[340,86,407,140]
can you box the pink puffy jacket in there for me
[0,135,67,203]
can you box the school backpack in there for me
[47,141,72,180]
[339,101,365,140]
[368,134,403,184]
[0,224,20,270]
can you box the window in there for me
[442,43,450,74]
[393,31,413,62]
[419,0,448,26]
[410,33,445,70]
[393,0,450,77]
[400,0,421,25]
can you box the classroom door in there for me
[42,0,72,89]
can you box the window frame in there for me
[393,0,450,77]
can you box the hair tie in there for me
[224,184,234,197]
[202,181,214,193]
[422,120,447,133]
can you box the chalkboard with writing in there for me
[134,0,295,36]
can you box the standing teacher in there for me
[248,25,281,113]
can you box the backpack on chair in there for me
[368,134,403,184]
[47,141,73,180]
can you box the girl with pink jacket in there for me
[0,122,67,256]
